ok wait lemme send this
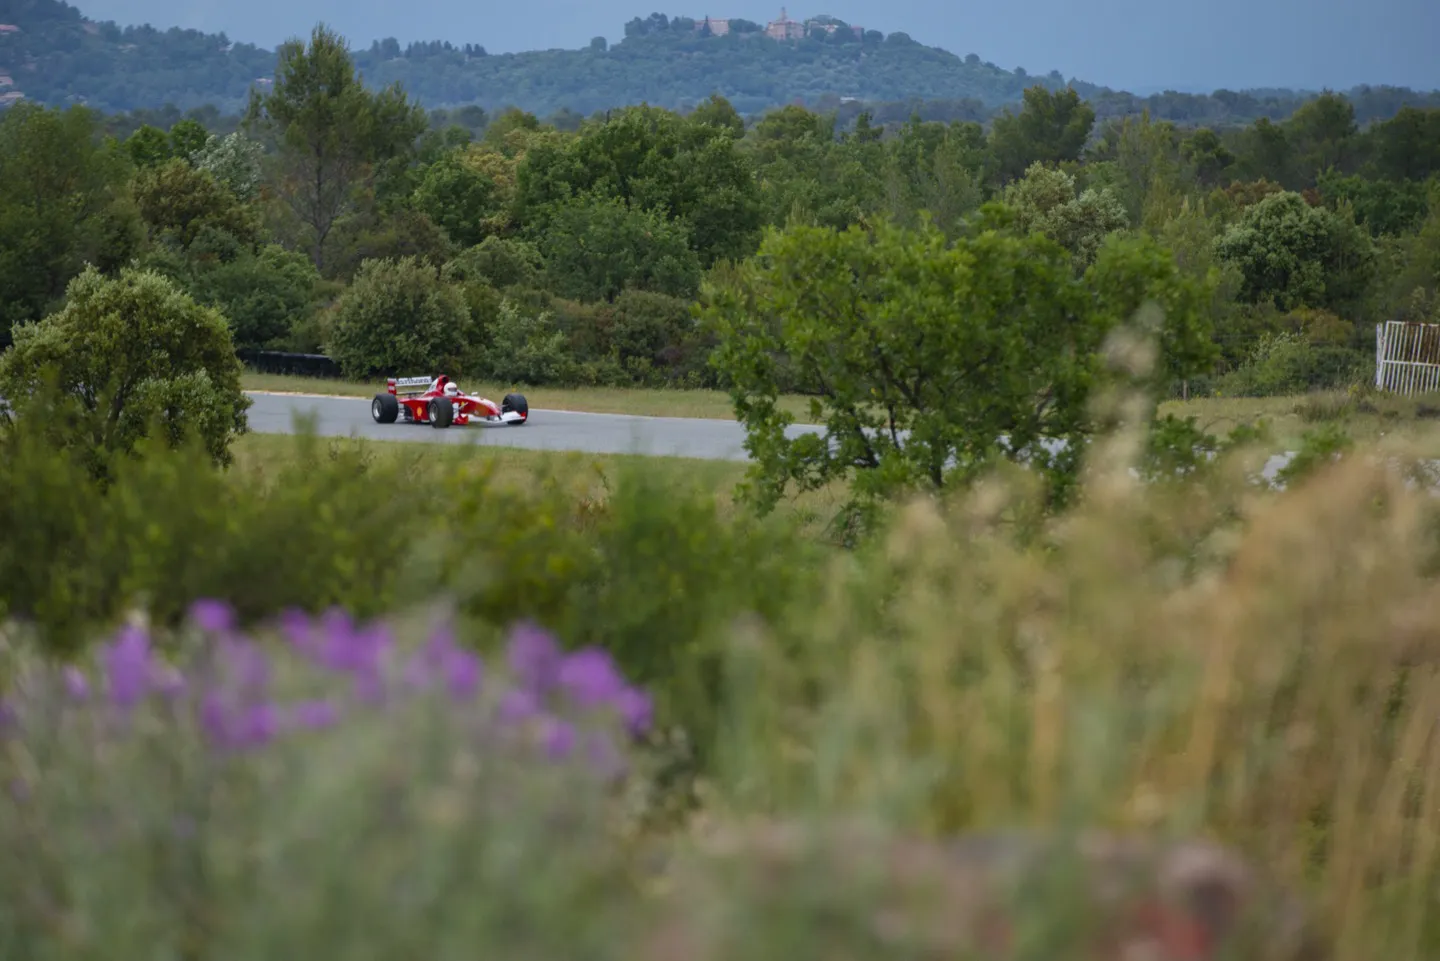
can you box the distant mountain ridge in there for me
[1,0,1438,125]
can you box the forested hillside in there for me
[3,18,1437,422]
[3,0,1439,124]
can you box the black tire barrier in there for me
[237,350,342,379]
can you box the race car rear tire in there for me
[428,398,454,429]
[371,393,399,424]
[502,392,528,425]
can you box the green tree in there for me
[324,255,474,379]
[131,158,260,251]
[1214,189,1378,316]
[881,117,989,238]
[0,102,144,341]
[0,266,251,472]
[442,236,545,290]
[988,85,1095,183]
[244,24,428,272]
[1179,128,1235,188]
[689,93,745,135]
[1003,161,1130,269]
[1282,91,1358,186]
[192,131,266,202]
[168,118,211,162]
[540,194,702,303]
[412,150,501,248]
[516,103,762,266]
[123,124,172,169]
[175,243,323,350]
[701,216,1211,517]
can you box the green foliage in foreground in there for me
[0,414,821,765]
[6,404,1440,958]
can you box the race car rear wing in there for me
[387,376,434,396]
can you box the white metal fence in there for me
[1376,321,1440,396]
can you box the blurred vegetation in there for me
[6,385,1440,958]
[3,12,1440,956]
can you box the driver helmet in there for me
[443,382,460,397]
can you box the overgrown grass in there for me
[228,432,850,537]
[1159,387,1440,452]
[9,402,1440,958]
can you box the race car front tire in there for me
[502,392,528,425]
[372,393,399,424]
[428,398,454,428]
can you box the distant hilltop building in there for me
[690,9,863,40]
[770,9,864,39]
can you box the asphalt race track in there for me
[245,391,1318,481]
[244,391,825,461]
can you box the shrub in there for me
[0,425,441,654]
[540,194,703,303]
[473,298,581,385]
[0,604,656,958]
[442,235,545,290]
[1212,331,1372,397]
[323,255,476,379]
[412,150,502,248]
[0,265,250,473]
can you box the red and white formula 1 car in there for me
[370,375,528,428]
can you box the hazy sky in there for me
[77,0,1440,93]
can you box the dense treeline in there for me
[3,22,1436,409]
[4,0,1440,125]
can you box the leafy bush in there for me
[0,605,656,958]
[472,298,581,385]
[0,265,250,473]
[323,255,476,379]
[540,194,703,303]
[411,150,502,248]
[442,235,545,290]
[0,425,438,654]
[1212,331,1373,397]
[131,157,260,251]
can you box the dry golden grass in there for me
[685,423,1440,960]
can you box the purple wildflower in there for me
[199,690,229,746]
[615,687,653,738]
[538,716,576,759]
[311,607,357,667]
[152,665,187,699]
[279,608,315,655]
[319,619,392,676]
[407,619,483,701]
[444,647,482,701]
[217,635,270,694]
[289,699,339,730]
[103,624,153,709]
[189,598,236,634]
[62,666,89,700]
[556,647,627,709]
[236,703,279,748]
[497,688,541,724]
[507,621,563,694]
[199,692,280,751]
[584,731,629,781]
